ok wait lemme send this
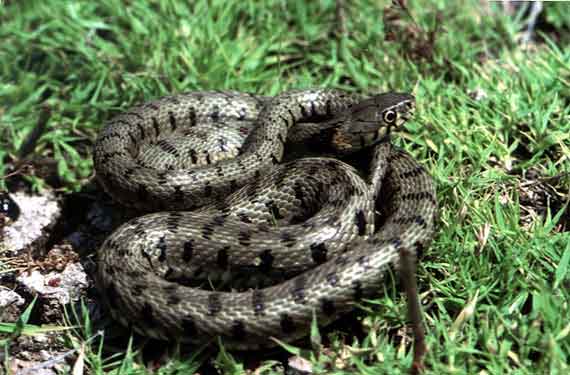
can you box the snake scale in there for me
[93,89,437,350]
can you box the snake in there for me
[93,88,437,350]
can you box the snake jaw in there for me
[328,93,415,154]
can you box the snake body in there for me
[94,89,437,350]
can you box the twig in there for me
[399,246,427,375]
[335,0,347,39]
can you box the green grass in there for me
[1,0,569,373]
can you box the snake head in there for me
[329,92,415,154]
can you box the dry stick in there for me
[335,0,347,38]
[399,247,427,375]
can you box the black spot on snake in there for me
[287,109,296,123]
[355,210,367,236]
[291,275,306,304]
[152,117,160,137]
[189,149,198,164]
[201,223,214,240]
[280,314,295,334]
[210,105,221,122]
[218,137,227,152]
[166,213,182,232]
[310,101,317,116]
[325,99,333,116]
[298,103,308,117]
[310,242,328,264]
[229,179,238,190]
[401,191,436,204]
[136,123,145,140]
[144,102,159,110]
[208,294,222,316]
[238,231,251,247]
[205,152,212,165]
[168,111,177,131]
[217,247,229,269]
[188,107,197,127]
[183,240,194,262]
[277,131,286,145]
[398,166,424,179]
[126,111,144,121]
[279,115,289,127]
[321,299,336,316]
[252,290,265,316]
[231,320,246,340]
[258,250,274,272]
[157,171,168,185]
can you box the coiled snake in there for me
[94,89,437,350]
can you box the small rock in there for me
[288,355,313,374]
[2,191,61,255]
[18,262,89,306]
[0,287,25,322]
[0,287,25,307]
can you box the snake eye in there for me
[383,110,397,124]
